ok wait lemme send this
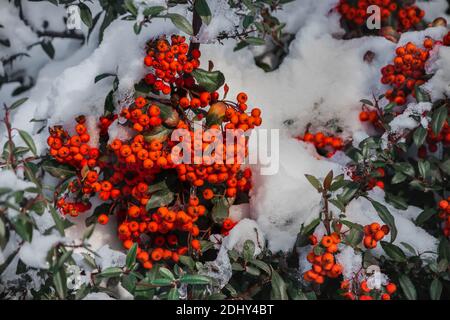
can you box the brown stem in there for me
[2,105,16,173]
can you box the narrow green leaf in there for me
[431,105,448,135]
[18,130,37,156]
[270,269,288,300]
[304,174,322,192]
[194,0,212,25]
[430,279,442,300]
[179,274,211,285]
[78,3,93,28]
[126,243,138,269]
[380,241,407,262]
[413,126,427,147]
[399,275,417,300]
[166,13,193,36]
[9,97,28,110]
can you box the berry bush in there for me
[0,0,449,301]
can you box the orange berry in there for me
[97,214,109,225]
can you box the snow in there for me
[336,246,363,280]
[222,218,265,255]
[83,292,115,300]
[388,102,432,134]
[18,232,63,269]
[0,170,34,195]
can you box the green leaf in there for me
[270,269,288,300]
[82,224,95,240]
[211,197,229,224]
[430,279,442,300]
[179,274,211,285]
[413,126,427,147]
[346,228,364,247]
[380,241,407,262]
[242,240,255,261]
[360,99,373,106]
[42,161,76,180]
[383,102,396,112]
[50,207,65,236]
[143,6,166,17]
[415,208,436,226]
[439,159,450,175]
[145,189,174,210]
[150,278,173,286]
[159,267,175,281]
[124,0,138,16]
[391,171,407,184]
[393,162,415,177]
[244,37,266,46]
[166,13,193,36]
[53,269,67,299]
[304,174,322,192]
[13,216,33,242]
[323,170,333,189]
[414,85,431,102]
[18,130,37,156]
[191,68,225,93]
[369,199,397,242]
[9,97,28,110]
[41,41,55,59]
[0,218,7,250]
[194,0,212,25]
[54,250,73,271]
[178,255,195,271]
[243,15,254,29]
[94,73,115,83]
[78,3,93,28]
[99,267,123,278]
[399,275,417,300]
[438,238,450,261]
[104,90,115,114]
[249,259,271,274]
[431,105,448,135]
[133,22,142,34]
[417,160,430,179]
[126,243,138,269]
[167,287,180,300]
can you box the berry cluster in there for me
[363,222,390,248]
[397,5,425,32]
[337,0,397,26]
[337,0,424,32]
[47,35,262,270]
[340,278,397,300]
[418,120,450,159]
[303,233,343,284]
[297,131,344,158]
[143,35,200,95]
[438,198,450,238]
[381,39,434,106]
[348,166,385,191]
